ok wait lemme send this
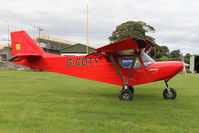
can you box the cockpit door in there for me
[118,55,148,84]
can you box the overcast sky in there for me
[0,0,199,55]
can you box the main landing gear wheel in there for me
[163,88,177,100]
[119,87,133,101]
[128,86,134,94]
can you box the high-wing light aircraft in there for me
[9,31,183,101]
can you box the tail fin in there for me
[10,31,45,57]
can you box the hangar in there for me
[60,43,95,56]
[190,55,199,73]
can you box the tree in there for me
[108,21,155,42]
[149,45,169,60]
[184,53,191,64]
[159,46,169,57]
[169,49,181,58]
[184,53,191,59]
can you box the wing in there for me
[86,37,155,58]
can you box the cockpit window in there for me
[118,56,141,68]
[141,53,155,67]
[118,49,137,55]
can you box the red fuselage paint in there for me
[14,53,183,86]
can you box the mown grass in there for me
[0,70,199,133]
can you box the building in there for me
[0,44,12,60]
[0,44,20,69]
[33,34,78,54]
[190,55,199,73]
[60,43,95,56]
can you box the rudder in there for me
[11,31,45,57]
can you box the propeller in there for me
[180,53,187,76]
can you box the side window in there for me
[118,56,141,68]
[140,53,155,67]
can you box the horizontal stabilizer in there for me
[9,54,41,62]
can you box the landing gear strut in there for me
[163,80,177,100]
[119,86,134,101]
[109,54,137,101]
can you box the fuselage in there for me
[15,52,183,86]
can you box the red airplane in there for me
[9,31,183,101]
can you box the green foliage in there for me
[184,53,191,64]
[186,69,192,73]
[145,35,155,42]
[151,48,191,63]
[169,49,181,58]
[159,46,169,57]
[156,56,169,61]
[184,58,190,64]
[0,70,199,133]
[168,57,181,61]
[149,45,170,60]
[108,21,155,42]
[184,53,191,58]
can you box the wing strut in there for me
[109,54,137,88]
[125,56,137,86]
[109,55,125,85]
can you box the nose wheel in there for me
[163,80,177,100]
[163,88,176,99]
[119,86,134,101]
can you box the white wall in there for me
[190,56,195,73]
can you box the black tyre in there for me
[128,86,134,94]
[119,89,133,101]
[163,88,177,100]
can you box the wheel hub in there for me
[123,92,129,99]
[167,92,173,98]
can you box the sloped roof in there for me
[33,34,78,45]
[60,43,95,53]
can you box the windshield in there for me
[141,53,155,67]
[118,56,141,68]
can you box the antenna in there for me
[86,5,88,54]
[34,26,43,45]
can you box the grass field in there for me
[0,70,199,133]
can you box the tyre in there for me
[163,88,177,100]
[128,86,134,94]
[119,89,133,101]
